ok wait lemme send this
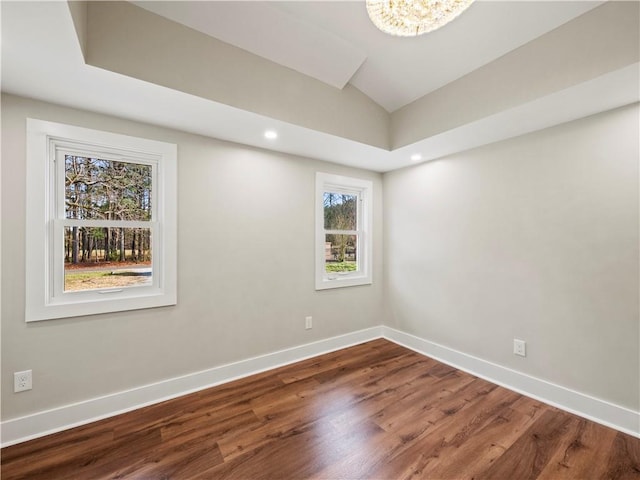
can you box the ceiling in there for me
[133,1,601,112]
[1,1,638,172]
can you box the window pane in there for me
[65,156,152,221]
[325,234,357,273]
[64,226,152,292]
[324,192,357,230]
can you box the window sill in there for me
[315,275,372,290]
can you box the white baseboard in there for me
[382,326,640,438]
[0,326,383,447]
[3,324,638,447]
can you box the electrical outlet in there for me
[513,339,526,357]
[305,316,313,330]
[14,370,32,393]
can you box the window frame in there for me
[315,172,373,290]
[26,119,177,322]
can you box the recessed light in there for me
[264,130,278,140]
[410,153,422,161]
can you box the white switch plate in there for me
[14,370,32,392]
[305,316,312,330]
[513,339,526,357]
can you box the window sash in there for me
[324,232,361,277]
[53,148,158,298]
[55,149,158,223]
[55,221,161,301]
[323,188,362,276]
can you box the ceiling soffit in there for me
[132,1,368,92]
[392,0,640,149]
[85,1,390,150]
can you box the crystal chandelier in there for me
[366,0,475,37]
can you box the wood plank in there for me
[474,409,576,480]
[536,416,618,480]
[423,406,543,479]
[352,381,519,479]
[603,431,640,479]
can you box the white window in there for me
[26,119,177,321]
[315,172,372,290]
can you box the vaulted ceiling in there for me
[132,1,603,113]
[2,1,639,171]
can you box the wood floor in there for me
[1,339,639,479]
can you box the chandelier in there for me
[366,0,476,37]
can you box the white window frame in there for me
[25,119,177,322]
[315,172,372,290]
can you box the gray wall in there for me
[1,94,385,419]
[384,103,639,410]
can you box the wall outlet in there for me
[14,370,32,393]
[513,339,526,357]
[305,316,312,330]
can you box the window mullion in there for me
[324,229,358,236]
[59,219,156,229]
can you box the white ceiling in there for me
[1,1,637,172]
[134,1,602,112]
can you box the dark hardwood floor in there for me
[1,339,639,479]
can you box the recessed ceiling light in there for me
[410,153,422,161]
[264,130,278,140]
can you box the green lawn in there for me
[325,262,357,273]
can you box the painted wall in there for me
[385,103,639,411]
[0,94,385,420]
